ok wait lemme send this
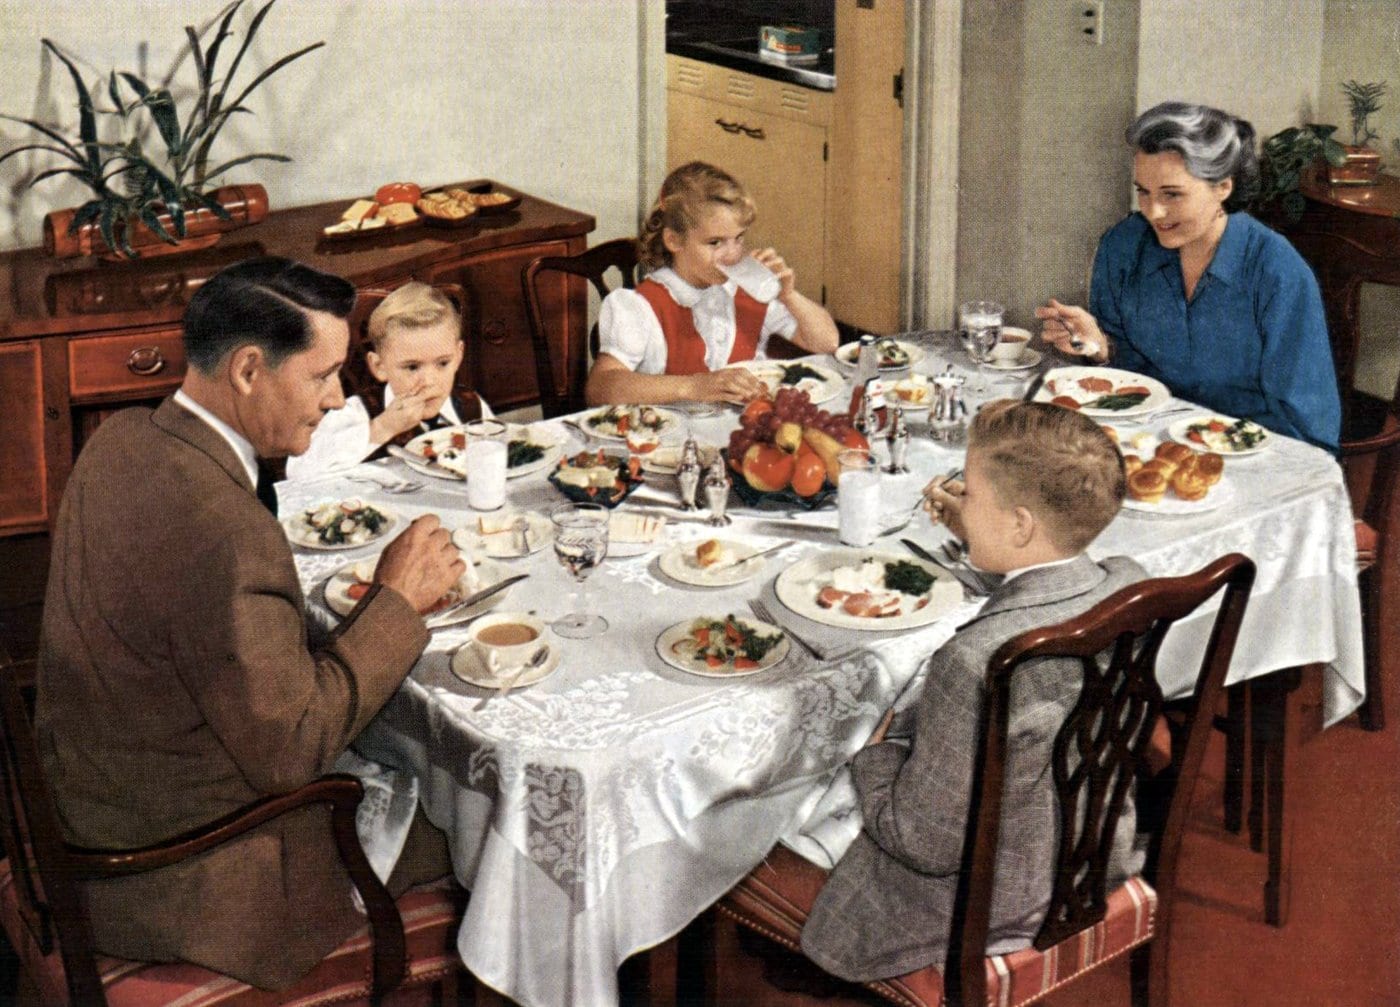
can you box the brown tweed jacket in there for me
[800,554,1147,982]
[35,397,430,989]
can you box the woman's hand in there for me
[688,366,767,404]
[752,247,795,300]
[1034,299,1111,363]
[921,472,967,541]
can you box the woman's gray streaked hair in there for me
[1127,101,1259,211]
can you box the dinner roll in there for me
[1128,468,1167,503]
[1194,452,1224,485]
[1170,465,1210,501]
[1155,442,1194,467]
[1122,453,1144,477]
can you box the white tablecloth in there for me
[283,351,1363,1007]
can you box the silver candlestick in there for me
[701,456,732,526]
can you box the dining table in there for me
[279,334,1364,1007]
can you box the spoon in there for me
[473,646,550,710]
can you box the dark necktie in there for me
[255,461,279,517]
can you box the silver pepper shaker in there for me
[885,405,910,474]
[702,456,732,526]
[930,367,967,444]
[676,436,702,510]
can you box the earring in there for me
[1215,206,1226,220]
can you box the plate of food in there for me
[547,450,645,508]
[417,185,521,227]
[285,499,396,550]
[400,424,563,481]
[888,373,934,411]
[1167,414,1271,456]
[321,187,422,240]
[658,538,775,587]
[1121,445,1233,515]
[656,614,790,677]
[323,556,513,618]
[452,511,553,559]
[775,549,962,631]
[607,511,668,558]
[1036,366,1171,418]
[732,359,845,405]
[833,336,925,372]
[578,404,683,442]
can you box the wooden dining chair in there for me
[705,553,1257,1007]
[0,642,467,1007]
[343,281,484,421]
[521,238,641,418]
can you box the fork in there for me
[346,473,424,494]
[940,541,999,594]
[750,598,826,662]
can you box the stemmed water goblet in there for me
[958,300,1004,396]
[549,502,610,639]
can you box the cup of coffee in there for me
[990,326,1032,364]
[467,612,546,677]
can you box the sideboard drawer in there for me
[69,329,186,403]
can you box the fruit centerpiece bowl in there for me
[724,387,868,509]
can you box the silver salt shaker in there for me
[676,436,702,510]
[702,456,732,526]
[885,405,910,474]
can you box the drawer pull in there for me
[482,320,509,346]
[739,125,766,140]
[714,118,743,134]
[126,346,166,376]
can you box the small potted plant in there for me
[1327,79,1387,186]
[0,0,321,259]
[1255,123,1348,222]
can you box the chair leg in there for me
[1247,668,1302,927]
[1247,680,1268,853]
[1357,564,1387,731]
[1220,684,1246,833]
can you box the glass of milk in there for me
[837,448,881,547]
[719,255,781,303]
[464,419,508,511]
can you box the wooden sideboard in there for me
[0,183,596,537]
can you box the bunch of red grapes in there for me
[727,387,854,462]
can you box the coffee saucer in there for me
[987,349,1042,371]
[450,642,561,691]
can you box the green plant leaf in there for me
[41,39,102,180]
[0,142,86,170]
[138,203,181,243]
[1283,191,1306,221]
[212,0,272,123]
[1306,123,1339,140]
[0,113,86,164]
[67,199,106,232]
[199,151,290,183]
[139,88,184,158]
[194,40,323,179]
[185,188,234,221]
[98,200,119,256]
[107,71,125,116]
[1322,139,1348,165]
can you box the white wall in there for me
[0,0,660,253]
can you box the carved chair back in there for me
[945,554,1256,1007]
[522,238,641,418]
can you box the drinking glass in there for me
[957,300,1004,394]
[463,418,509,511]
[837,448,882,547]
[550,502,610,639]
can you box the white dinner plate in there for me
[658,539,774,587]
[1166,414,1271,457]
[576,405,684,443]
[887,374,934,411]
[655,616,791,677]
[775,548,962,631]
[986,348,1043,371]
[451,642,561,690]
[834,338,925,372]
[452,511,553,559]
[1035,366,1172,418]
[1122,474,1236,516]
[285,500,398,551]
[731,359,845,405]
[401,424,564,481]
[323,556,514,618]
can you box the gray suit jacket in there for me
[35,398,431,989]
[800,555,1147,982]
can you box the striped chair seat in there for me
[718,844,1157,1007]
[0,863,465,1007]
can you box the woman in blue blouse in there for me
[1036,101,1341,452]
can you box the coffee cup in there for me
[467,612,546,677]
[990,326,1032,364]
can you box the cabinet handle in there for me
[714,118,742,134]
[739,125,766,140]
[126,346,166,376]
[482,319,509,346]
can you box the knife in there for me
[712,541,792,570]
[386,444,461,479]
[425,574,529,628]
[900,538,987,596]
[1021,369,1049,403]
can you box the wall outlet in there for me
[1079,1,1105,45]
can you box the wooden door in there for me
[667,90,827,304]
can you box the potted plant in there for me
[0,0,321,259]
[1327,79,1387,186]
[1255,123,1348,222]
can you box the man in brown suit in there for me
[35,257,464,989]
